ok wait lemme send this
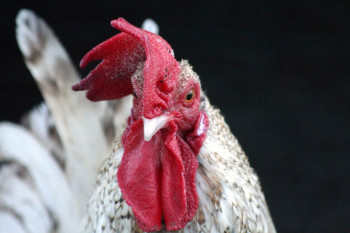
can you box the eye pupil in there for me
[185,89,195,104]
[186,92,193,101]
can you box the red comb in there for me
[72,30,143,100]
[72,18,180,114]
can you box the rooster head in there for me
[72,18,209,231]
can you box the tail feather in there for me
[21,103,65,167]
[0,122,80,233]
[16,9,110,211]
[0,211,27,233]
[141,18,159,34]
[0,161,53,233]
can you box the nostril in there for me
[152,105,163,116]
[143,104,165,119]
[173,111,181,118]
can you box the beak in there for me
[143,115,171,141]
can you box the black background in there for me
[1,1,349,232]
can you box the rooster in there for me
[72,18,276,232]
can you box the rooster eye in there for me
[185,89,195,103]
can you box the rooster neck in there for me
[190,96,276,233]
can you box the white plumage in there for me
[0,122,80,233]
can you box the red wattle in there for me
[163,133,199,231]
[161,122,187,230]
[117,119,162,231]
[117,119,200,231]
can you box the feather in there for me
[16,9,110,209]
[0,122,80,233]
[21,103,65,167]
[141,18,159,34]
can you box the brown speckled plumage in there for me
[81,62,276,233]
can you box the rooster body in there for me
[82,95,275,233]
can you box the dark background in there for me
[1,1,349,232]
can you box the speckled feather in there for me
[80,62,276,233]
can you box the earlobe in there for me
[186,111,209,155]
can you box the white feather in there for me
[141,18,159,34]
[16,8,110,213]
[0,123,80,233]
[0,212,27,233]
[0,166,52,233]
